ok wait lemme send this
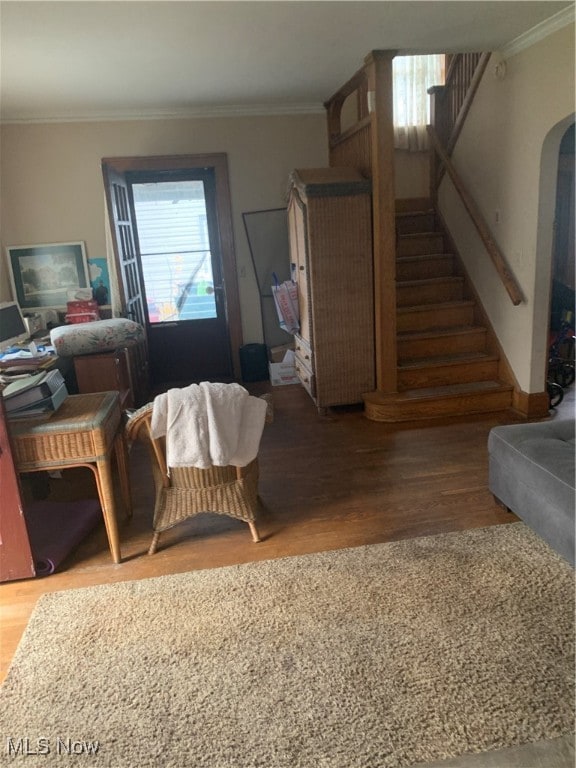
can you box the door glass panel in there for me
[131,180,217,323]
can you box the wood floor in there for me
[1,383,528,685]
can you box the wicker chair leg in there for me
[148,531,161,555]
[248,520,261,543]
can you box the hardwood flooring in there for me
[1,383,527,685]
[4,384,574,766]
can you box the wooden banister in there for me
[324,66,369,147]
[428,126,523,306]
[446,53,490,156]
[428,53,491,183]
[324,50,398,393]
[365,50,397,393]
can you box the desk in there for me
[8,392,131,564]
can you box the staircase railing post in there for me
[365,50,398,394]
[427,84,447,206]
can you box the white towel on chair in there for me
[150,382,268,470]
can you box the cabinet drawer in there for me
[294,336,313,369]
[295,357,316,400]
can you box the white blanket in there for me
[150,382,268,470]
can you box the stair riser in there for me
[397,281,463,306]
[396,256,454,281]
[397,233,445,256]
[399,359,499,389]
[397,305,475,332]
[395,213,436,235]
[398,331,487,360]
[373,209,510,423]
[364,390,513,422]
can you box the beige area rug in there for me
[0,523,573,768]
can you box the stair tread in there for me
[397,300,475,314]
[397,253,453,262]
[397,325,486,341]
[385,203,511,422]
[399,351,498,368]
[402,381,513,399]
[396,209,435,219]
[366,380,513,403]
[398,276,463,287]
[398,231,442,239]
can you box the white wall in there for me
[0,112,430,347]
[438,24,575,392]
[0,114,328,343]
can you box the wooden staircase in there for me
[364,200,514,421]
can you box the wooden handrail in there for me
[428,126,523,306]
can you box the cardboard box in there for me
[269,343,294,363]
[67,299,99,312]
[65,312,100,324]
[268,361,299,386]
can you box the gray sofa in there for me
[488,418,575,565]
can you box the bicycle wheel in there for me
[556,363,575,388]
[547,381,564,408]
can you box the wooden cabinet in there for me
[0,400,35,582]
[74,340,149,408]
[287,168,375,409]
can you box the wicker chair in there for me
[125,397,271,554]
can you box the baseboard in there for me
[512,389,550,419]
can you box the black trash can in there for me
[239,343,269,382]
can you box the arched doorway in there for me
[533,115,575,393]
[550,124,575,332]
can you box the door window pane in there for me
[132,180,217,322]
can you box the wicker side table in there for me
[9,392,132,564]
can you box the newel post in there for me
[364,50,397,394]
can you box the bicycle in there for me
[547,309,575,408]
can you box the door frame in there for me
[535,115,575,393]
[102,153,244,380]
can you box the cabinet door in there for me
[0,401,35,582]
[288,193,311,344]
[74,349,133,408]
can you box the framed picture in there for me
[87,257,111,306]
[6,242,90,310]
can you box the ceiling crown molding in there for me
[501,5,575,57]
[1,102,326,126]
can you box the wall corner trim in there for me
[501,6,575,58]
[0,102,326,127]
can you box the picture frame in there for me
[87,257,111,306]
[6,242,90,311]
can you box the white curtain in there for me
[393,55,443,152]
